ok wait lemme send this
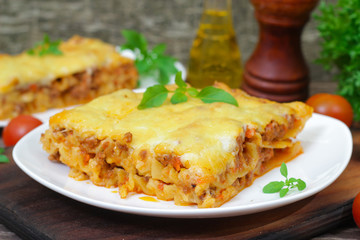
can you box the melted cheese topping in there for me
[0,35,132,94]
[49,85,312,175]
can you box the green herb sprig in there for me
[0,148,9,163]
[315,0,360,121]
[137,72,239,110]
[27,34,63,56]
[120,30,178,85]
[263,162,306,198]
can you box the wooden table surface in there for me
[0,81,360,239]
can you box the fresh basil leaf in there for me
[27,49,35,55]
[137,85,169,109]
[288,177,297,183]
[121,30,147,55]
[0,148,4,154]
[43,34,50,44]
[171,91,188,104]
[297,179,306,191]
[155,55,178,85]
[27,34,63,56]
[0,155,9,163]
[48,44,62,55]
[196,86,238,107]
[137,71,241,109]
[187,87,199,97]
[279,188,289,198]
[120,30,178,86]
[135,59,152,75]
[174,87,187,95]
[263,181,285,193]
[152,44,166,55]
[174,72,187,88]
[158,68,171,85]
[157,56,178,75]
[263,162,306,198]
[280,162,288,178]
[120,43,136,51]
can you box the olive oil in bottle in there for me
[187,0,243,88]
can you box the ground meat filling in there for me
[46,128,132,174]
[43,113,297,207]
[0,63,137,119]
[262,114,296,142]
[48,151,60,162]
[156,154,184,172]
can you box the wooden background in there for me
[0,0,337,85]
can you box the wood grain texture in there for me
[0,129,359,240]
[0,224,21,240]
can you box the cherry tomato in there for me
[353,192,360,228]
[2,115,42,146]
[306,93,353,127]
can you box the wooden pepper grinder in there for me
[242,0,319,102]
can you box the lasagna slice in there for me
[0,35,137,120]
[41,82,312,208]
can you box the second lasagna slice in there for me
[41,82,312,208]
[0,36,138,119]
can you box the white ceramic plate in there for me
[13,113,352,218]
[117,48,187,89]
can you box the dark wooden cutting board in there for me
[1,129,360,240]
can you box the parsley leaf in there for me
[137,72,238,109]
[315,0,360,121]
[27,34,63,56]
[120,30,178,86]
[263,162,306,198]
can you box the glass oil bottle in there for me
[186,0,243,89]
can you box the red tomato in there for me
[353,192,360,228]
[2,115,42,146]
[306,93,353,127]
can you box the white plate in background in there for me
[118,49,186,89]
